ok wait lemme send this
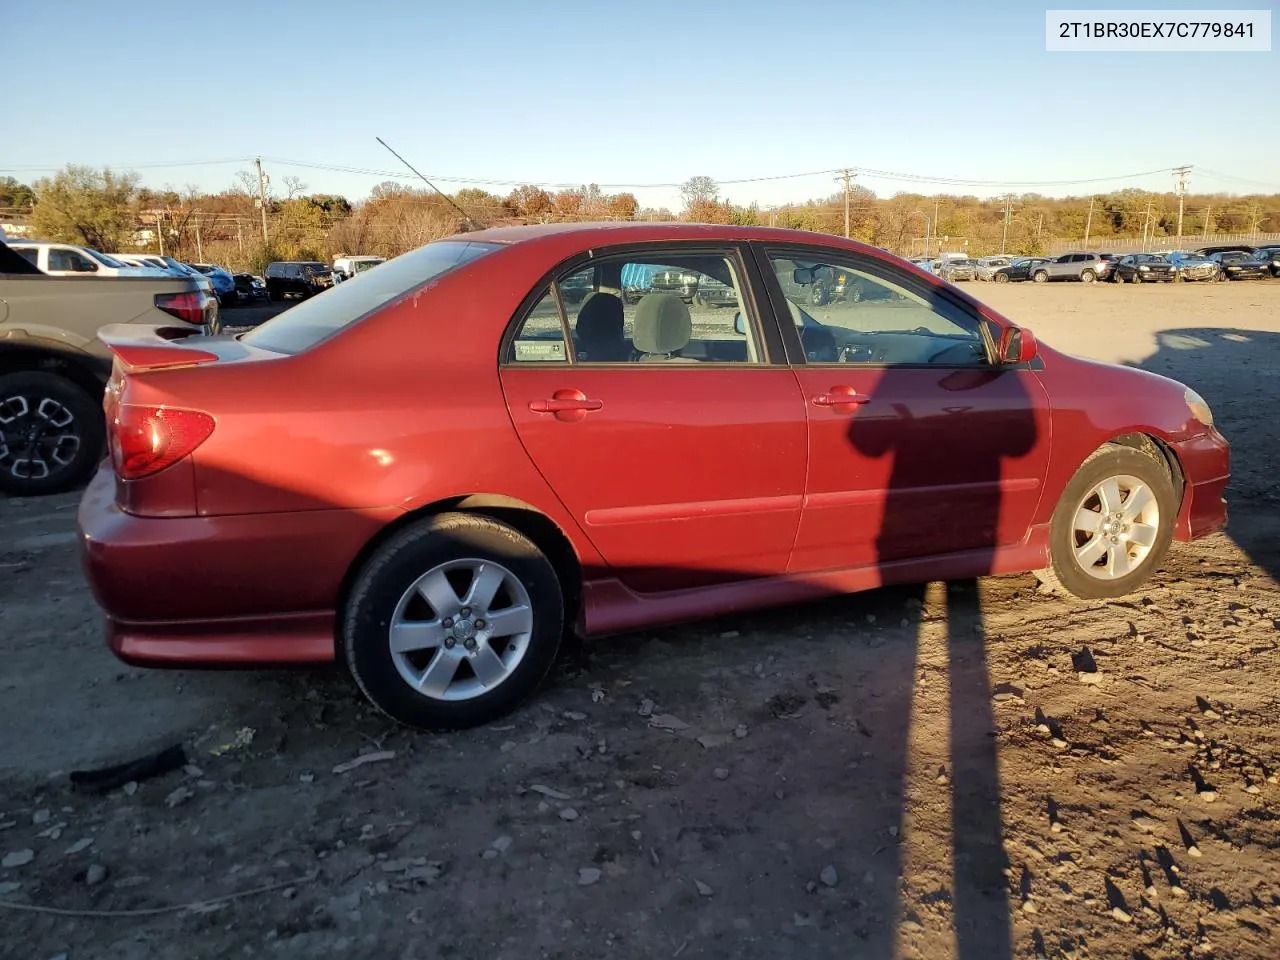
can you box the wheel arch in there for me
[0,340,110,399]
[333,493,585,652]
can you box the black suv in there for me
[265,261,335,301]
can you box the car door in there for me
[754,243,1052,576]
[499,244,808,593]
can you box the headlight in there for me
[1138,264,1149,271]
[1184,387,1213,427]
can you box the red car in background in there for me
[78,223,1230,730]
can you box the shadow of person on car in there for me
[1131,327,1280,583]
[847,359,1038,959]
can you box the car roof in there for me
[457,220,889,253]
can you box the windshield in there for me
[86,249,128,268]
[244,239,502,355]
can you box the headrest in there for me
[575,292,623,342]
[633,293,691,355]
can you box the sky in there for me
[5,0,1278,210]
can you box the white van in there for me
[8,241,165,277]
[333,255,385,279]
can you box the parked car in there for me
[77,223,1230,730]
[1209,250,1270,280]
[620,262,658,304]
[233,272,266,301]
[264,261,336,301]
[937,258,979,282]
[1164,252,1221,282]
[991,257,1052,283]
[1031,252,1112,283]
[8,241,165,277]
[1252,246,1280,277]
[188,263,238,304]
[1110,253,1177,283]
[333,255,385,279]
[557,271,593,303]
[694,275,738,308]
[1194,244,1258,258]
[650,267,700,302]
[975,256,1016,281]
[0,237,213,495]
[112,254,220,301]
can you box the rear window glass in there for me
[244,240,502,355]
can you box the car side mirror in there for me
[733,312,746,336]
[997,324,1038,364]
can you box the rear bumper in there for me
[77,463,400,666]
[1170,429,1230,541]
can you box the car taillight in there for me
[155,290,209,325]
[109,404,215,480]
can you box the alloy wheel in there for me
[0,393,81,482]
[1071,475,1160,581]
[388,558,534,701]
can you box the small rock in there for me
[820,865,838,887]
[577,867,601,886]
[31,809,50,826]
[165,786,194,808]
[1111,906,1132,923]
[482,849,498,860]
[1187,843,1202,858]
[559,807,579,822]
[805,880,817,893]
[992,682,1024,702]
[865,614,876,624]
[529,784,573,801]
[64,838,94,855]
[0,881,19,895]
[734,724,749,739]
[888,826,899,838]
[793,912,815,927]
[694,879,714,897]
[901,920,924,933]
[713,768,730,781]
[637,699,655,718]
[491,835,513,854]
[1,850,34,868]
[720,630,740,639]
[649,714,690,733]
[184,764,205,777]
[299,773,315,784]
[1078,672,1102,686]
[1021,898,1037,914]
[499,741,517,753]
[696,733,733,749]
[1131,815,1160,834]
[84,864,107,886]
[563,711,587,721]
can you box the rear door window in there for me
[244,240,502,354]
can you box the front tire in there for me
[343,513,565,730]
[1032,270,1048,283]
[1080,270,1095,283]
[994,272,1009,283]
[1036,444,1175,599]
[0,372,105,496]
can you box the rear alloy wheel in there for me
[0,372,104,496]
[1032,270,1049,283]
[1132,270,1143,283]
[1080,269,1095,283]
[994,272,1009,283]
[343,513,565,730]
[1036,444,1175,599]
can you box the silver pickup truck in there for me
[0,238,214,495]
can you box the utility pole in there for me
[156,213,165,256]
[1172,165,1191,246]
[932,198,940,254]
[195,220,203,262]
[236,219,244,256]
[1203,204,1212,240]
[1001,194,1012,254]
[255,156,270,246]
[1083,196,1095,245]
[1141,200,1153,252]
[835,168,855,239]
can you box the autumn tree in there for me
[30,165,141,250]
[680,176,718,212]
[0,177,35,209]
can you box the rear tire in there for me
[994,272,1009,283]
[1032,270,1048,283]
[342,513,566,730]
[0,371,105,496]
[1080,270,1095,283]
[1036,444,1175,600]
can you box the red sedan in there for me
[78,223,1230,729]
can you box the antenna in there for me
[374,136,482,230]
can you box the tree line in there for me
[2,166,1276,272]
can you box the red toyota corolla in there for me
[78,223,1230,729]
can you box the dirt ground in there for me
[2,280,1278,960]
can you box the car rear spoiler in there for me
[97,323,221,371]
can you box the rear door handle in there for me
[811,386,869,407]
[529,388,603,421]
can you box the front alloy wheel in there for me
[0,372,104,496]
[1036,443,1175,599]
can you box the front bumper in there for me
[1170,428,1230,541]
[77,463,400,666]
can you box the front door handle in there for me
[529,389,603,422]
[810,385,869,407]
